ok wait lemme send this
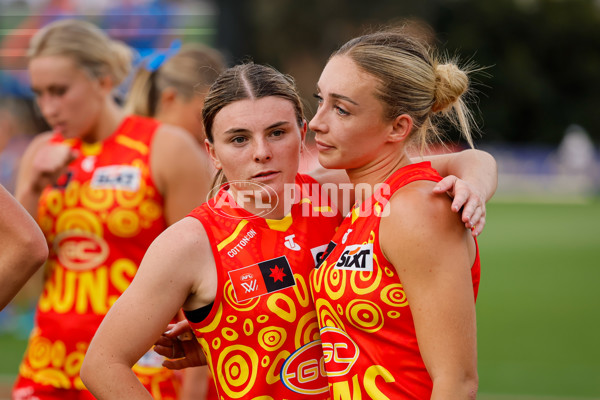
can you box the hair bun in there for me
[432,63,468,113]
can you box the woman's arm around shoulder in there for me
[151,123,215,225]
[421,149,497,236]
[0,185,48,310]
[379,181,478,400]
[81,216,217,399]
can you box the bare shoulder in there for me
[149,123,213,202]
[150,216,211,259]
[152,123,206,158]
[152,124,209,162]
[156,216,218,309]
[154,123,195,143]
[380,180,466,262]
[387,180,457,224]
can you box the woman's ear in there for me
[204,139,222,170]
[97,74,115,95]
[300,119,307,145]
[159,87,177,110]
[388,114,413,143]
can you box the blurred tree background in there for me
[215,0,600,147]
[2,0,599,146]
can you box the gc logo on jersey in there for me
[55,231,109,271]
[320,326,360,377]
[334,243,373,271]
[91,165,141,192]
[281,340,329,395]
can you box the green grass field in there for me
[476,200,600,398]
[1,200,599,398]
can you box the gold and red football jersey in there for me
[186,174,341,400]
[16,116,179,397]
[310,162,481,399]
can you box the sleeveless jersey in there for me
[186,174,341,400]
[310,162,481,399]
[16,116,179,397]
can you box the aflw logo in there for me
[334,243,373,271]
[241,279,258,293]
[229,256,296,302]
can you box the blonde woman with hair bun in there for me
[13,18,212,400]
[309,27,492,399]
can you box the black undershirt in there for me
[183,301,214,323]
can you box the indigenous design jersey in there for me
[17,116,178,395]
[310,162,481,399]
[186,174,341,400]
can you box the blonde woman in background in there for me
[13,19,212,400]
[125,41,226,145]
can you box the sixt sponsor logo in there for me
[334,243,373,271]
[55,231,109,271]
[320,326,360,377]
[281,340,329,395]
[91,165,141,192]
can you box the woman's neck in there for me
[346,150,411,205]
[82,99,126,143]
[229,186,291,220]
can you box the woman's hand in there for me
[154,320,207,370]
[30,143,78,192]
[433,175,486,237]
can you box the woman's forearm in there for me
[0,185,48,310]
[431,374,479,400]
[424,149,498,201]
[81,361,152,399]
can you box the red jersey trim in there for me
[187,216,226,331]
